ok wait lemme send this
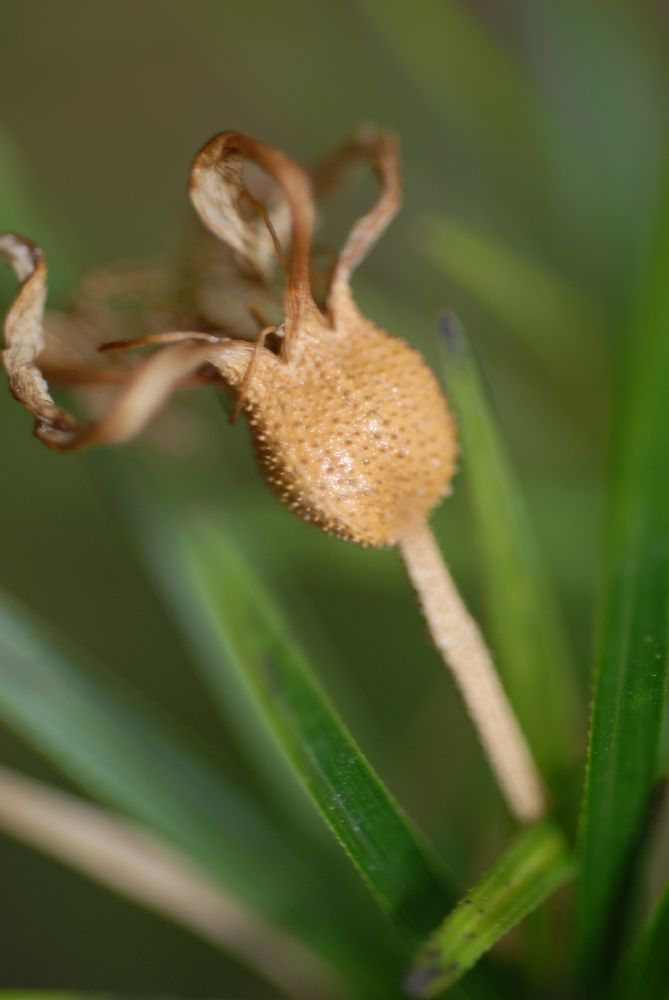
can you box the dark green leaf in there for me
[407,820,574,996]
[0,995,90,1000]
[576,166,669,981]
[0,126,81,297]
[426,218,603,382]
[616,868,669,999]
[133,502,454,944]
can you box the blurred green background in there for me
[1,0,668,994]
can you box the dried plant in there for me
[0,127,544,823]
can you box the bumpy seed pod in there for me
[0,128,545,824]
[208,298,457,548]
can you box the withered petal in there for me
[190,132,321,357]
[0,233,232,450]
[189,137,283,284]
[312,126,402,321]
[72,258,194,339]
[0,234,71,431]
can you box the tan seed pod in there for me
[209,298,457,548]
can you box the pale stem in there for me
[398,515,546,824]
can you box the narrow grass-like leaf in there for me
[577,169,669,980]
[0,995,87,1000]
[615,873,669,999]
[440,315,581,786]
[0,126,80,297]
[111,456,323,834]
[0,127,53,237]
[426,218,603,382]
[0,764,340,1000]
[136,501,453,944]
[407,821,574,996]
[356,0,544,191]
[0,591,380,991]
[0,592,286,897]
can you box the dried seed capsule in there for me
[219,310,457,547]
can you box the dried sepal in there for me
[188,136,286,284]
[37,256,199,387]
[0,234,74,437]
[40,312,131,384]
[190,131,320,356]
[71,259,193,340]
[0,232,249,450]
[313,125,402,321]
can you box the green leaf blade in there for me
[0,995,89,1000]
[0,594,277,883]
[152,508,454,943]
[356,0,544,192]
[0,126,81,298]
[407,820,574,996]
[427,219,603,381]
[576,168,669,979]
[616,873,669,999]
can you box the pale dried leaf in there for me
[0,764,341,1000]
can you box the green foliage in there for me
[356,0,546,192]
[0,995,87,1000]
[426,220,603,383]
[576,158,669,987]
[407,821,574,996]
[616,872,669,999]
[131,494,455,943]
[2,1,669,997]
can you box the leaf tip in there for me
[403,959,438,999]
[404,945,458,999]
[439,310,467,358]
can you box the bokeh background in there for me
[1,0,668,994]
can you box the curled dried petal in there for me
[190,132,321,356]
[72,259,193,340]
[0,233,234,450]
[69,340,227,449]
[36,257,198,386]
[0,234,72,432]
[188,141,281,282]
[313,126,401,321]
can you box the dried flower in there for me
[1,128,456,547]
[0,128,545,822]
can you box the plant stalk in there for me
[399,515,546,824]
